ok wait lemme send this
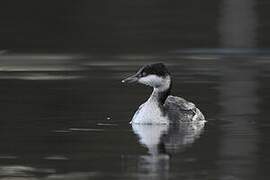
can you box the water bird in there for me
[122,63,205,124]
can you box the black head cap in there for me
[137,63,170,78]
[122,63,170,84]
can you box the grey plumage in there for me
[164,95,205,123]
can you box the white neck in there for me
[131,75,171,124]
[148,76,171,104]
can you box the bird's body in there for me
[122,63,205,124]
[131,94,204,124]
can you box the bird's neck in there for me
[148,78,172,105]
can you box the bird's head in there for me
[122,63,171,91]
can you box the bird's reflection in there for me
[132,122,205,179]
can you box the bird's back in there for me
[164,95,205,123]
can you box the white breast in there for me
[131,100,169,124]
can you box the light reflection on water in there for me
[0,53,269,179]
[130,122,205,180]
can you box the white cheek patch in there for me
[138,75,163,87]
[138,75,171,92]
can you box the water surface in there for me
[0,54,269,180]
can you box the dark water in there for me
[0,53,269,179]
[0,0,269,179]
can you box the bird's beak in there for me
[121,74,139,83]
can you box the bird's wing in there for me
[164,95,202,122]
[164,95,196,111]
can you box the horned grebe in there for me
[122,63,205,124]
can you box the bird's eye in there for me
[142,72,147,77]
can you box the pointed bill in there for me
[121,74,138,83]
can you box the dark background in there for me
[0,1,269,53]
[0,1,269,179]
